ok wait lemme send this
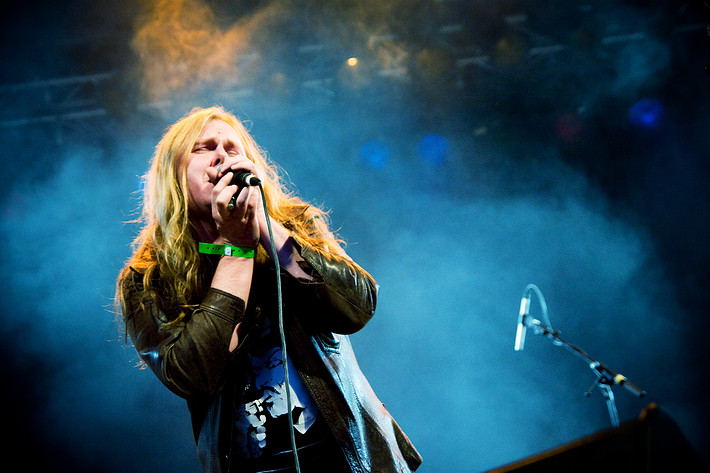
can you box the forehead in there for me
[197,119,240,141]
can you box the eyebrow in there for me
[192,137,240,150]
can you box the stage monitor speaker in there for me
[487,403,706,473]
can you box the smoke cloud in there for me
[131,0,267,102]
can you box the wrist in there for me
[199,242,256,258]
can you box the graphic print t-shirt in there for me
[231,316,320,461]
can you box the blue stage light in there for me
[629,98,664,129]
[358,140,390,169]
[417,134,449,165]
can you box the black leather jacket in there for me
[122,244,422,473]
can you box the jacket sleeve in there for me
[292,244,379,335]
[122,269,245,399]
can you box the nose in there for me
[210,144,229,168]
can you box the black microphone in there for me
[514,288,532,351]
[227,171,261,210]
[231,170,261,187]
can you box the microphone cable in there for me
[258,181,302,473]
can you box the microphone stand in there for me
[521,314,646,428]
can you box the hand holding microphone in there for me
[211,165,261,249]
[227,170,261,210]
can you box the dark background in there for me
[1,1,708,471]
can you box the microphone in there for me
[227,171,261,210]
[231,170,261,187]
[514,288,532,351]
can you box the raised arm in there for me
[122,270,246,399]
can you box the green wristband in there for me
[199,242,256,258]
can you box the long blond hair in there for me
[117,106,370,316]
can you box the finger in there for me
[213,170,233,194]
[243,186,258,219]
[245,185,255,204]
[213,173,239,216]
[224,159,262,182]
[223,186,250,219]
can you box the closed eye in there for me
[191,141,213,153]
